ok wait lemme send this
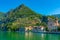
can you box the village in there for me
[19,17,60,32]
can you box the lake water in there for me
[0,32,60,40]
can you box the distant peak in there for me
[17,4,26,9]
[19,4,25,8]
[20,4,25,6]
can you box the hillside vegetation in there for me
[0,4,56,31]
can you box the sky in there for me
[0,0,60,15]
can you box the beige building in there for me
[25,26,33,31]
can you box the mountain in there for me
[6,4,42,21]
[52,14,60,18]
[0,4,45,31]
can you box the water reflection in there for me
[25,32,60,40]
[0,32,60,40]
[25,32,33,40]
[41,34,45,38]
[41,34,46,40]
[25,32,47,40]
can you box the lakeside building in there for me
[19,17,60,32]
[25,26,33,32]
[32,26,45,32]
[48,18,59,31]
[25,26,45,32]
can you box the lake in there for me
[0,32,60,40]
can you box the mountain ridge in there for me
[50,14,60,18]
[0,4,44,31]
[0,4,58,31]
